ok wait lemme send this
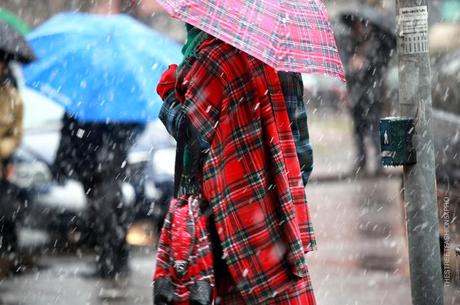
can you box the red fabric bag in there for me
[154,194,215,305]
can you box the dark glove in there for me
[156,64,178,101]
[153,277,174,305]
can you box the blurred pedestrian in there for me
[22,11,179,279]
[0,19,34,273]
[53,114,144,278]
[154,24,317,305]
[338,7,396,175]
[0,58,23,261]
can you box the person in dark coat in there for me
[339,18,394,174]
[53,113,144,278]
[0,59,23,268]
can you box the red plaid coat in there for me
[168,37,317,305]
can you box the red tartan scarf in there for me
[154,195,215,305]
[176,37,317,305]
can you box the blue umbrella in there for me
[23,12,183,123]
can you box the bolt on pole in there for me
[395,1,444,305]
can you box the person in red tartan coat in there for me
[155,27,317,305]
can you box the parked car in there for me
[10,89,175,247]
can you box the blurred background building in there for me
[1,0,187,41]
[2,0,455,41]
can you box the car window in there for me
[21,88,64,130]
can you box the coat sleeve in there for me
[0,90,23,160]
[295,90,313,185]
[158,90,188,141]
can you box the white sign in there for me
[399,6,429,54]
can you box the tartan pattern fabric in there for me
[160,93,186,141]
[278,72,313,185]
[154,195,215,304]
[156,0,344,79]
[216,267,316,305]
[159,70,313,189]
[170,37,317,305]
[212,203,317,305]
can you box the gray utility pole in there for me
[395,1,444,305]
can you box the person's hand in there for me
[156,64,178,100]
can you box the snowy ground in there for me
[1,111,458,305]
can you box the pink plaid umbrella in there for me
[156,0,344,80]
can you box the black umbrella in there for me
[0,21,36,63]
[339,5,396,37]
[338,5,396,50]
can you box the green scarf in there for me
[180,24,208,67]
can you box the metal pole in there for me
[395,1,444,304]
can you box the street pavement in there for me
[1,111,458,305]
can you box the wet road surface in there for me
[0,250,156,305]
[2,175,458,305]
[1,112,458,304]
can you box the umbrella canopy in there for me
[0,21,36,63]
[338,5,396,52]
[339,5,396,38]
[23,12,183,123]
[156,0,344,80]
[0,8,31,35]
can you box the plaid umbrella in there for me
[156,0,344,80]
